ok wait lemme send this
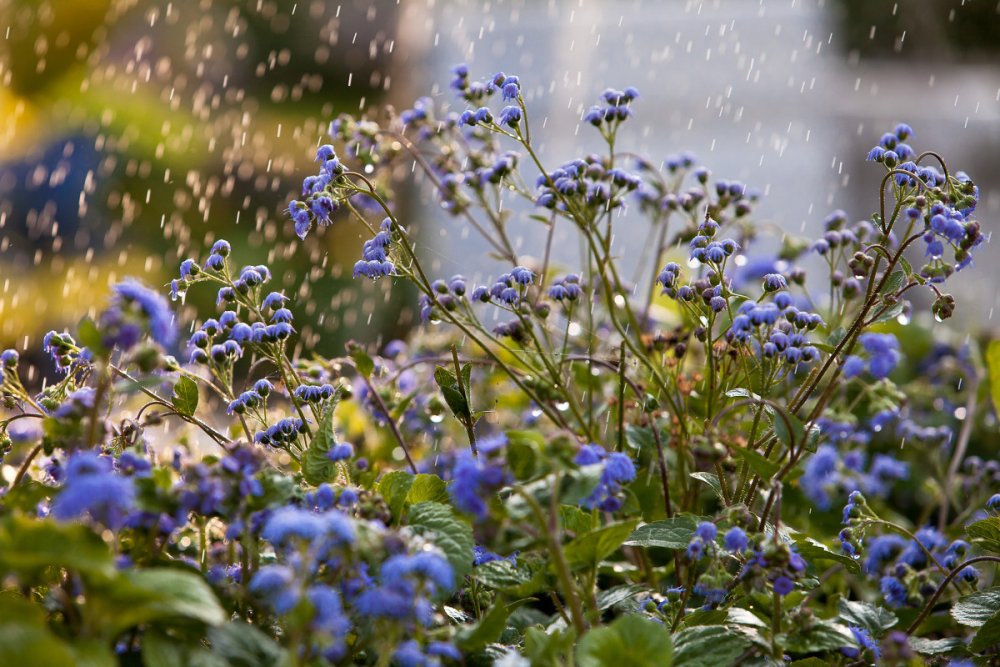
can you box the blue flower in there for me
[449,452,507,520]
[250,565,300,614]
[724,527,748,552]
[880,576,908,607]
[327,443,354,462]
[52,452,136,529]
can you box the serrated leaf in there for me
[784,619,854,653]
[873,300,905,324]
[880,270,906,295]
[473,559,533,590]
[562,520,639,571]
[172,376,199,417]
[302,401,339,486]
[624,515,702,550]
[838,599,897,635]
[907,636,965,655]
[967,517,1000,554]
[672,625,749,667]
[408,502,474,582]
[596,584,648,611]
[794,537,861,575]
[377,472,448,521]
[577,614,673,667]
[952,588,1000,627]
[732,447,780,480]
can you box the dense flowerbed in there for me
[2,65,999,667]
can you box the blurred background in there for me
[2,0,998,380]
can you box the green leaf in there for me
[172,376,199,417]
[784,619,854,653]
[838,599,897,635]
[208,621,290,667]
[408,502,474,582]
[953,588,1000,627]
[377,472,448,521]
[0,608,77,667]
[987,339,1000,432]
[907,636,966,655]
[434,366,471,421]
[732,447,780,480]
[76,317,108,358]
[348,346,375,379]
[302,401,339,486]
[624,515,702,550]
[524,626,576,667]
[560,465,605,507]
[672,625,750,667]
[794,538,861,575]
[967,517,1000,554]
[0,515,116,580]
[768,408,805,451]
[971,609,1000,652]
[67,640,116,667]
[562,520,639,571]
[873,300,905,324]
[880,269,906,295]
[142,634,227,667]
[473,559,533,590]
[596,584,648,611]
[457,599,530,652]
[689,472,724,500]
[106,568,227,634]
[577,614,672,667]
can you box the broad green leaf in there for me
[732,447,780,480]
[907,636,966,655]
[0,613,77,667]
[562,520,639,572]
[872,300,906,324]
[988,340,1000,418]
[625,425,671,456]
[207,621,290,667]
[560,505,596,536]
[172,375,199,417]
[302,401,339,486]
[769,409,805,451]
[577,614,672,667]
[952,588,1000,627]
[377,472,448,520]
[95,568,227,635]
[838,599,897,635]
[672,625,750,667]
[473,559,533,590]
[0,515,116,580]
[408,502,474,582]
[596,584,648,611]
[524,626,576,667]
[67,640,116,667]
[624,515,701,550]
[967,517,1000,554]
[727,608,767,629]
[971,609,1000,652]
[795,538,861,575]
[784,619,854,653]
[560,465,605,506]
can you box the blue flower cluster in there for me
[574,444,636,512]
[99,280,176,351]
[843,333,900,380]
[582,87,639,127]
[802,443,909,511]
[449,436,509,521]
[354,218,395,280]
[534,154,641,210]
[51,451,136,530]
[547,274,583,302]
[42,330,92,374]
[741,542,808,597]
[286,144,348,240]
